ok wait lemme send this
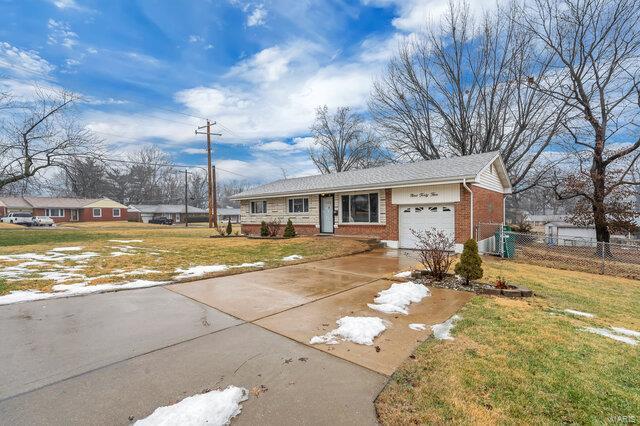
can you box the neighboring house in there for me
[218,207,240,224]
[231,151,512,251]
[127,204,207,223]
[525,213,567,226]
[545,221,597,246]
[0,196,127,223]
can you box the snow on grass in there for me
[367,281,430,315]
[409,323,427,331]
[431,315,462,340]
[39,271,86,283]
[282,254,303,261]
[109,239,143,243]
[50,246,83,252]
[0,279,170,305]
[111,251,133,257]
[394,271,412,278]
[174,262,265,280]
[564,309,595,318]
[583,327,638,346]
[611,327,640,338]
[310,316,388,346]
[135,386,248,426]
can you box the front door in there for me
[320,195,334,233]
[71,209,79,221]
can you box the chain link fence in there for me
[476,223,640,280]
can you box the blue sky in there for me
[0,0,492,182]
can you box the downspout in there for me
[462,179,473,240]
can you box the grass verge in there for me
[376,257,640,424]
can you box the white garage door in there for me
[399,205,455,249]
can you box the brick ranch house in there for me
[231,151,512,251]
[0,196,128,223]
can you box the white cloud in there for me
[183,148,208,155]
[86,47,98,54]
[247,5,267,27]
[50,0,82,10]
[254,137,316,153]
[47,19,78,48]
[125,52,161,66]
[0,42,55,77]
[189,35,204,43]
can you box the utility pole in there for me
[195,120,222,228]
[184,169,189,228]
[212,165,218,227]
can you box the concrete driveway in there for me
[0,249,470,425]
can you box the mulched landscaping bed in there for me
[411,271,533,297]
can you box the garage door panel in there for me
[399,204,454,249]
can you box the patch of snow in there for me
[58,252,99,261]
[431,315,461,340]
[611,327,640,338]
[17,261,49,267]
[174,262,265,280]
[367,281,430,315]
[310,316,388,346]
[111,251,133,257]
[0,290,58,305]
[174,265,229,280]
[135,386,248,426]
[39,271,86,283]
[50,246,83,252]
[0,279,170,305]
[282,254,303,261]
[394,271,412,278]
[409,323,427,331]
[564,309,595,318]
[584,327,638,346]
[109,239,143,243]
[233,262,265,268]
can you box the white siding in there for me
[475,160,505,193]
[241,197,319,225]
[391,184,460,205]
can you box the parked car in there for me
[32,216,55,227]
[1,212,34,225]
[149,216,174,225]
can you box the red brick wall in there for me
[0,206,6,216]
[454,184,504,243]
[33,208,69,223]
[78,207,127,222]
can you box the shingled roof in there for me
[232,151,509,200]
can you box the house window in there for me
[92,208,102,218]
[288,197,309,213]
[113,208,121,217]
[250,201,267,214]
[44,208,64,217]
[442,206,452,212]
[341,193,379,223]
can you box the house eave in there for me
[231,176,479,200]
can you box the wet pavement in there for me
[0,248,470,425]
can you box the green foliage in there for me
[260,221,269,237]
[454,239,483,285]
[226,218,232,236]
[283,218,296,238]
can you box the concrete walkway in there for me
[0,249,470,425]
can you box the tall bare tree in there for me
[309,105,386,174]
[369,1,565,192]
[0,88,99,190]
[523,0,640,245]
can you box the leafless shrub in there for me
[266,218,282,237]
[410,228,455,281]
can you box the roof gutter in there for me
[462,178,474,240]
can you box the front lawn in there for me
[376,258,640,424]
[0,222,372,297]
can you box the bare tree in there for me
[523,0,640,245]
[369,1,565,192]
[217,179,250,208]
[309,105,386,174]
[188,170,208,209]
[0,88,100,190]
